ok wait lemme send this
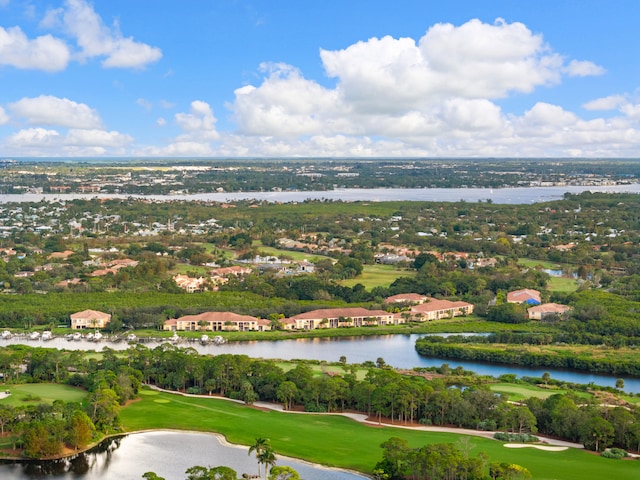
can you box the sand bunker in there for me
[504,443,568,452]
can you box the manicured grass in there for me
[516,258,578,292]
[274,362,369,381]
[548,276,579,293]
[518,258,563,270]
[120,389,639,479]
[341,264,415,289]
[0,383,87,406]
[253,244,332,263]
[490,383,592,401]
[170,263,211,275]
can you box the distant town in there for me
[0,157,638,195]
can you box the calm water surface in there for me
[5,333,640,393]
[2,184,640,205]
[0,431,367,480]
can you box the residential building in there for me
[507,288,542,305]
[285,307,399,330]
[527,303,572,321]
[173,274,207,293]
[410,298,474,320]
[384,293,428,304]
[70,309,111,330]
[164,311,270,332]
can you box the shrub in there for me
[304,402,327,413]
[602,448,628,459]
[494,432,539,443]
[21,393,42,402]
[477,419,497,431]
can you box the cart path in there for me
[145,385,584,449]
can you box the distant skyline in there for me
[1,0,639,158]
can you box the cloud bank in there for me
[4,14,640,157]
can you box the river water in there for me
[0,431,367,480]
[4,333,640,393]
[2,183,640,205]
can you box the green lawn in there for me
[490,383,592,402]
[170,263,211,275]
[274,361,369,381]
[548,275,579,293]
[517,258,563,270]
[341,264,415,289]
[0,383,88,406]
[253,245,332,263]
[120,389,639,479]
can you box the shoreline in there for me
[0,384,583,468]
[0,428,369,479]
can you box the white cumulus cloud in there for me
[5,128,61,147]
[583,95,627,111]
[9,95,102,129]
[139,101,220,156]
[47,0,162,69]
[175,100,219,140]
[564,59,605,77]
[0,26,70,71]
[3,126,132,156]
[66,128,132,147]
[620,103,640,121]
[232,63,344,136]
[228,17,606,153]
[0,106,8,125]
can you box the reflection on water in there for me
[0,432,367,480]
[4,332,640,393]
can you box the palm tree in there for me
[248,437,270,478]
[259,447,277,479]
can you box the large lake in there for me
[2,183,640,205]
[5,333,640,393]
[0,431,367,480]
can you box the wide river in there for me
[2,183,640,205]
[3,333,640,393]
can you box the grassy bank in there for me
[119,389,638,479]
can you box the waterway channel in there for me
[1,183,640,205]
[3,333,639,393]
[0,431,367,480]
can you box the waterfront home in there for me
[70,309,111,330]
[410,298,474,320]
[164,311,271,332]
[285,307,399,330]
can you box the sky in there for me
[1,0,640,158]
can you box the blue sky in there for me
[1,0,639,158]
